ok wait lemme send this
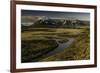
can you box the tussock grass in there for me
[21,27,90,62]
[21,39,58,62]
[41,29,90,61]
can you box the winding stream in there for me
[44,38,75,57]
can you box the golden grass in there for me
[21,28,83,40]
[41,29,90,61]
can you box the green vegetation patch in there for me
[21,39,58,63]
[41,29,90,61]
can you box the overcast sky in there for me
[21,10,90,21]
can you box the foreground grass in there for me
[41,29,90,61]
[21,28,90,62]
[21,39,58,62]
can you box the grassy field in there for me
[41,28,90,61]
[21,39,58,62]
[21,28,83,40]
[21,27,90,62]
